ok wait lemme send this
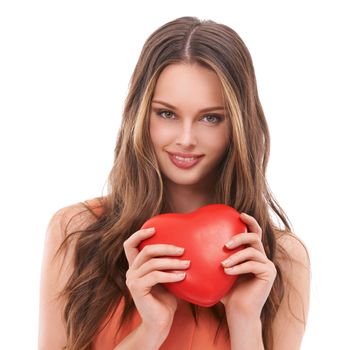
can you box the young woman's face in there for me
[149,63,231,187]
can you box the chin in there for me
[163,172,206,186]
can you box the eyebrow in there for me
[152,99,225,113]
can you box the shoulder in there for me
[39,197,104,348]
[44,197,107,261]
[271,229,311,348]
[274,228,311,296]
[275,229,311,272]
[48,196,107,232]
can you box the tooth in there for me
[174,156,195,162]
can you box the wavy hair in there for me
[54,16,310,349]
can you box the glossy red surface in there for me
[138,204,248,307]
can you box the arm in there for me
[224,232,310,350]
[38,203,96,350]
[225,311,264,349]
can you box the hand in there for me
[219,213,277,319]
[123,227,190,332]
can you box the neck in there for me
[164,180,215,214]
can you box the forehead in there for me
[152,63,225,108]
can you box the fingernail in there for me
[221,259,231,267]
[146,227,155,232]
[225,240,234,248]
[176,247,185,253]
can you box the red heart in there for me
[138,204,248,307]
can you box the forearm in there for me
[113,323,169,350]
[225,310,264,350]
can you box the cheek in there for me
[202,128,231,155]
[150,120,173,148]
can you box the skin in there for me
[124,62,233,334]
[122,63,309,349]
[38,64,309,350]
[149,62,231,214]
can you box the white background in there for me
[1,1,349,349]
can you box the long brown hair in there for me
[54,16,310,349]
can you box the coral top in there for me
[83,197,231,349]
[91,297,231,350]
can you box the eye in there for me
[202,114,224,124]
[156,110,175,119]
[154,109,224,124]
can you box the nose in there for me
[175,121,197,148]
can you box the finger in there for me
[221,247,267,268]
[128,271,186,295]
[141,270,187,289]
[135,257,190,278]
[224,260,276,279]
[223,260,266,276]
[225,232,265,254]
[132,244,185,270]
[240,213,262,239]
[123,227,156,266]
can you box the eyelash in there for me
[155,109,224,124]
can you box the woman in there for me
[39,16,311,350]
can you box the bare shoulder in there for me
[47,202,87,235]
[38,198,103,350]
[272,229,311,349]
[275,229,311,271]
[47,196,107,244]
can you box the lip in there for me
[167,152,204,169]
[167,151,204,158]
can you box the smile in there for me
[168,153,204,169]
